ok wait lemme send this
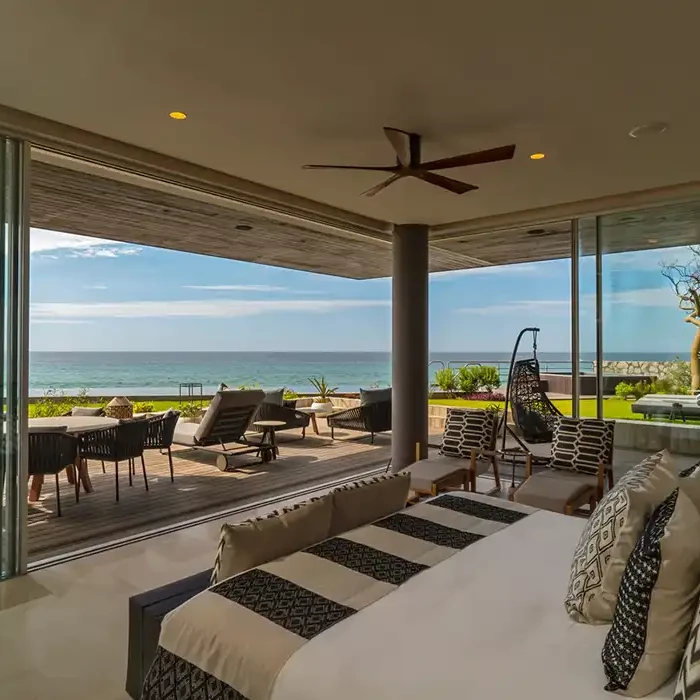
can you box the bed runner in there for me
[142,492,534,700]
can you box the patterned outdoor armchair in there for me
[327,400,391,443]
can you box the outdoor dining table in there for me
[28,416,119,501]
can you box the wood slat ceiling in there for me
[30,161,700,278]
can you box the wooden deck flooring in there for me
[27,428,391,562]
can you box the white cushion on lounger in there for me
[173,421,199,446]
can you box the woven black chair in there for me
[252,402,310,437]
[79,419,150,502]
[327,400,391,444]
[28,428,80,517]
[144,411,181,482]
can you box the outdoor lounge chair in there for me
[327,390,391,443]
[252,401,311,437]
[408,408,501,496]
[172,389,271,471]
[512,416,615,514]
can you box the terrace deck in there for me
[27,428,391,563]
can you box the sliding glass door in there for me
[0,136,30,580]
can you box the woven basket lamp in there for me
[105,396,133,420]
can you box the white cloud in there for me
[183,284,289,292]
[69,246,140,259]
[30,298,390,320]
[31,319,93,325]
[30,228,141,259]
[85,284,108,290]
[600,287,679,309]
[457,299,572,316]
[432,262,547,279]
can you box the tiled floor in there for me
[1,448,697,700]
[1,487,337,700]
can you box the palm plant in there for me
[308,376,338,401]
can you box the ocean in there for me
[28,351,688,397]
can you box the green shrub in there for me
[29,387,95,418]
[614,381,636,399]
[283,388,299,400]
[474,365,501,391]
[434,367,458,393]
[457,366,481,394]
[664,357,692,394]
[179,401,202,419]
[132,401,155,414]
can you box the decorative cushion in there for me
[71,406,105,417]
[675,588,700,699]
[550,417,615,475]
[440,408,497,458]
[359,387,392,405]
[564,450,679,624]
[211,495,332,584]
[262,389,284,406]
[329,472,410,536]
[602,488,700,697]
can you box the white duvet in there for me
[270,510,674,700]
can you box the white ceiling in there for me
[3,1,700,226]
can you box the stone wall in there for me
[594,360,680,379]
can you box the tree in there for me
[661,246,700,391]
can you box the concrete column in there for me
[391,223,429,472]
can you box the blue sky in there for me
[29,228,696,355]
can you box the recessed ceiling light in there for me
[529,153,546,160]
[169,111,187,120]
[235,224,253,231]
[647,238,658,244]
[629,121,668,138]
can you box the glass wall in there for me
[0,136,30,580]
[597,201,700,442]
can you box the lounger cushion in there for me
[513,472,594,512]
[564,450,679,625]
[71,406,105,417]
[407,456,467,494]
[329,473,410,536]
[603,488,700,697]
[359,387,392,405]
[195,389,265,443]
[212,495,333,584]
[263,389,284,406]
[172,421,199,446]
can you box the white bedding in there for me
[270,510,674,700]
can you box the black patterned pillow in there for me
[602,488,700,697]
[551,417,615,475]
[564,450,678,623]
[440,408,497,459]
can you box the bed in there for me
[143,492,674,700]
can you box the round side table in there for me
[253,420,286,461]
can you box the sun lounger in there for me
[172,389,269,470]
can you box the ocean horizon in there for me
[28,350,689,396]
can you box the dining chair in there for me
[143,410,180,482]
[79,419,150,502]
[28,427,80,517]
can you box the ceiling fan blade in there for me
[383,127,413,168]
[420,144,516,171]
[413,170,478,194]
[362,173,404,197]
[303,164,396,171]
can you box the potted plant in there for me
[179,401,204,423]
[308,376,338,410]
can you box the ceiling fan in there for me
[303,127,516,196]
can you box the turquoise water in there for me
[28,351,684,396]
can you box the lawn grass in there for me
[429,397,640,420]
